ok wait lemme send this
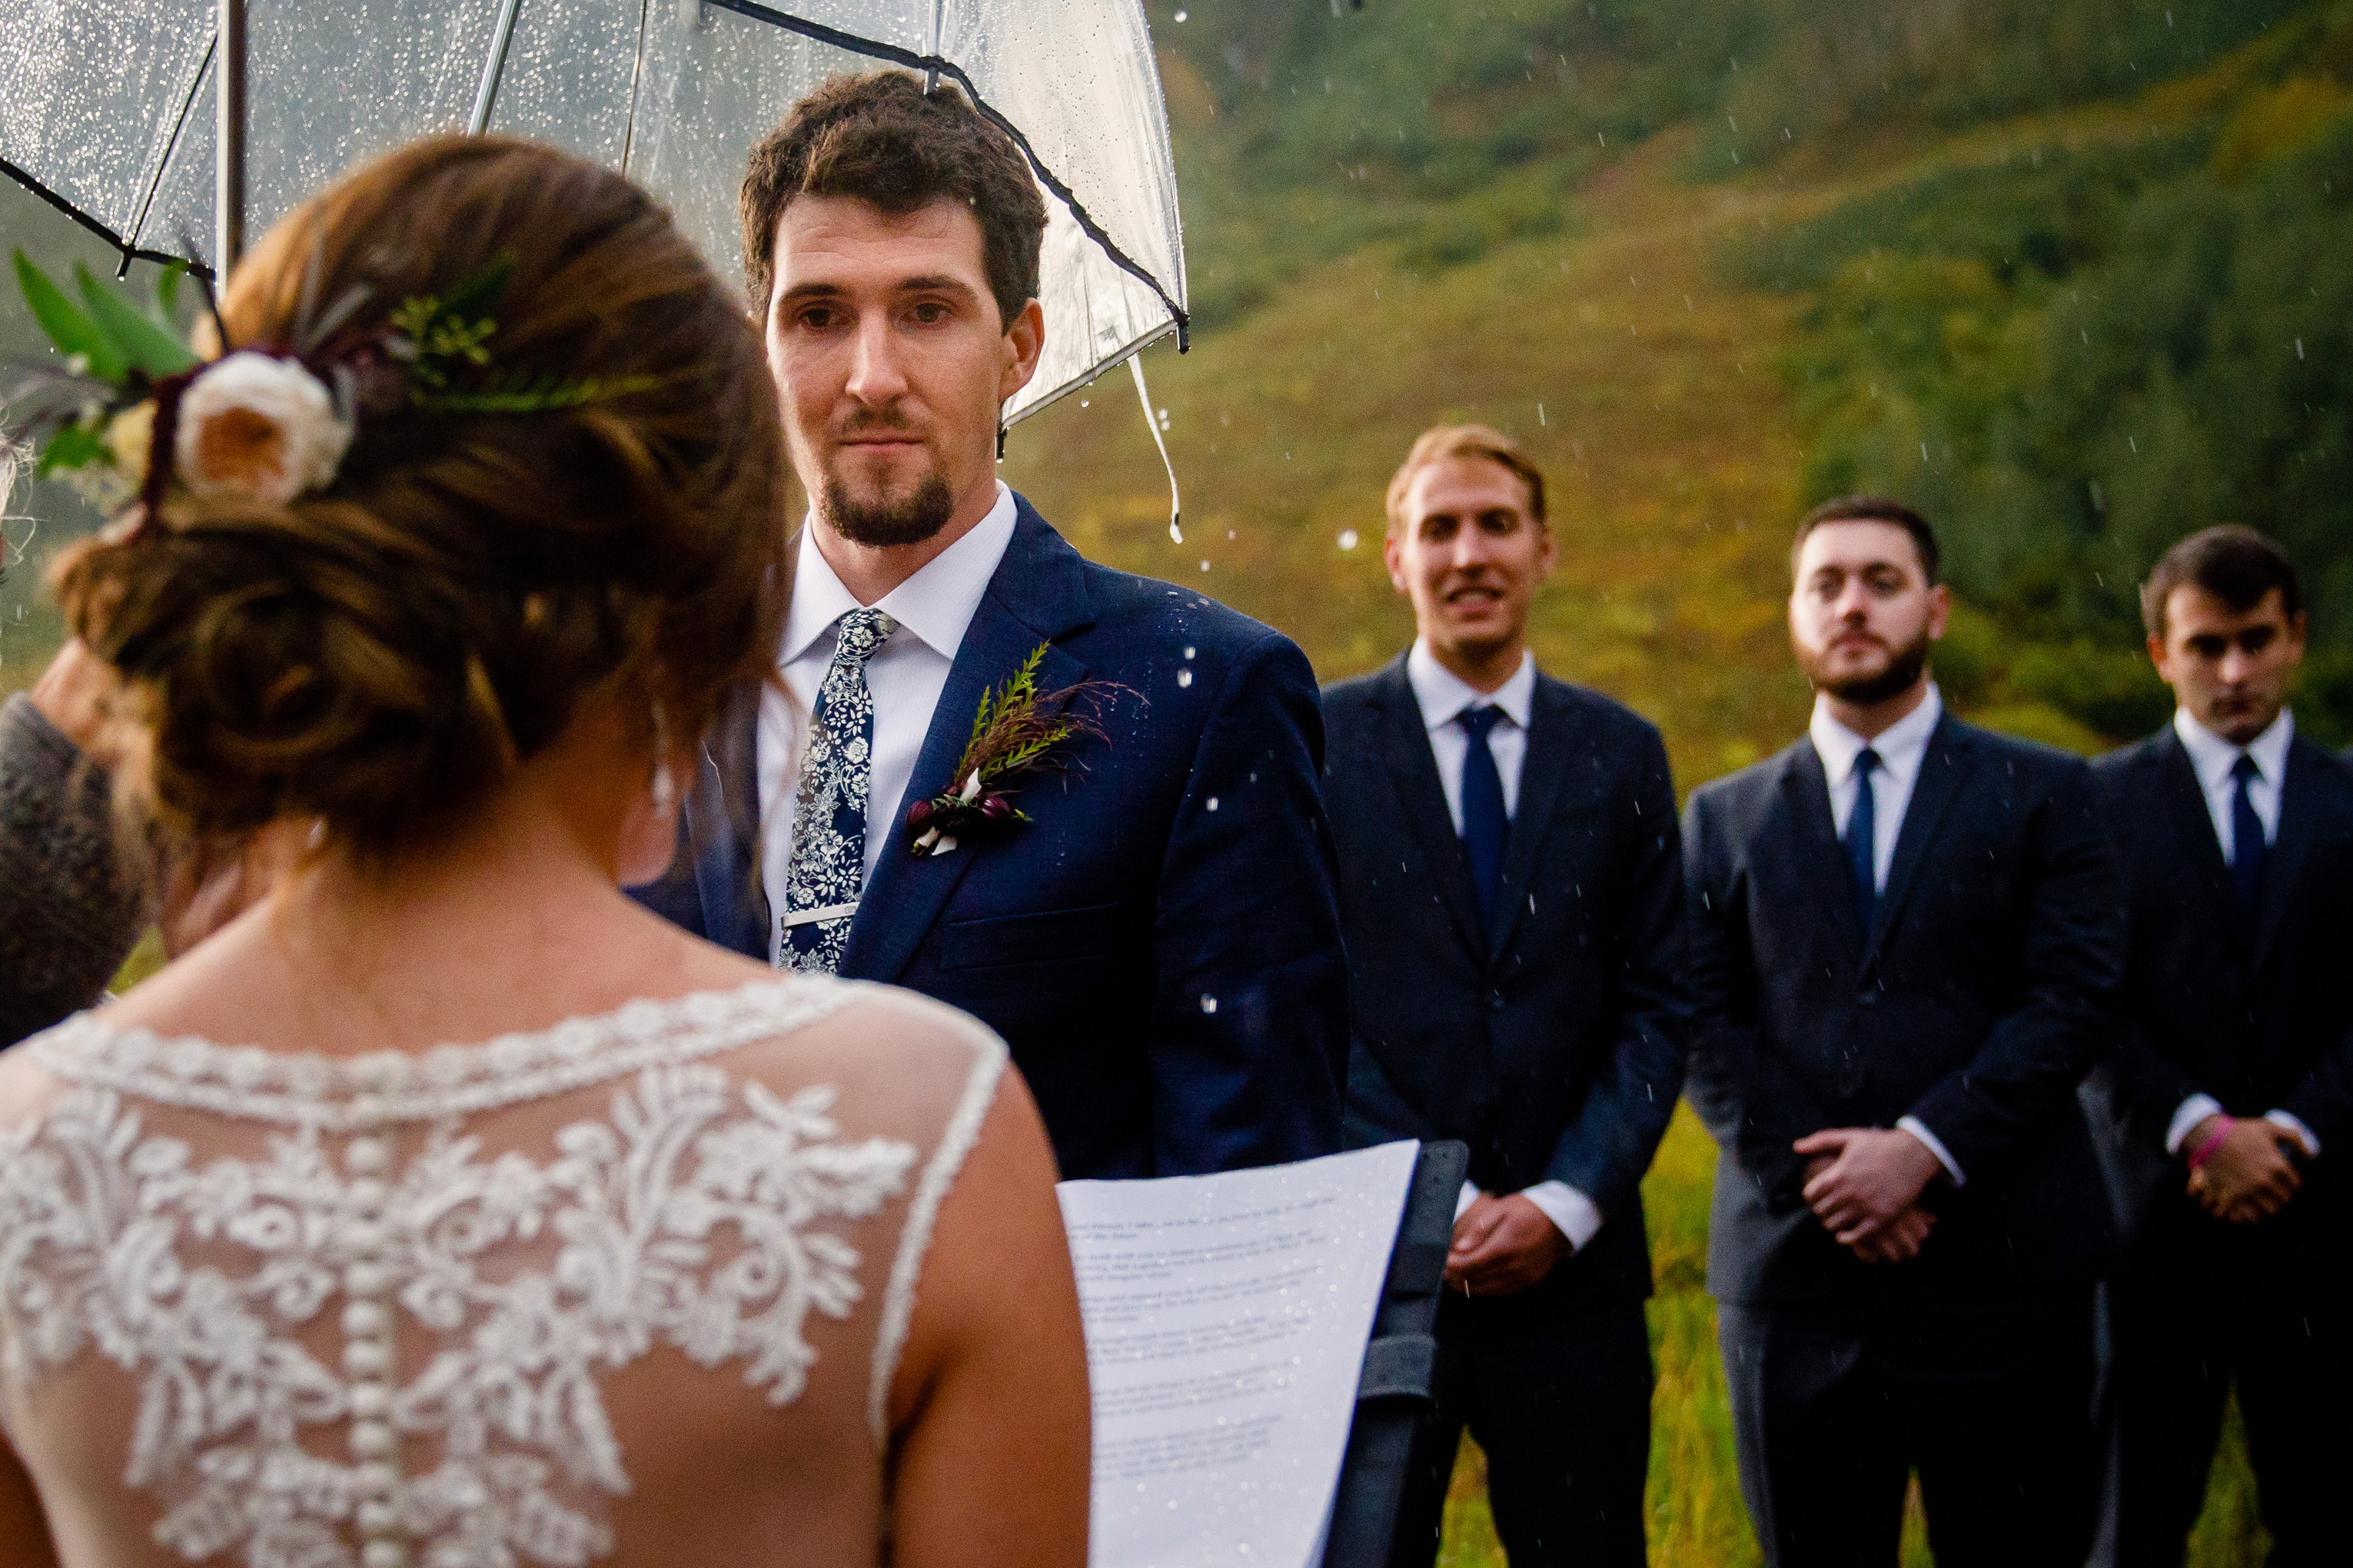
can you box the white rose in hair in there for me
[175,352,353,505]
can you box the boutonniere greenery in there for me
[906,643,1125,858]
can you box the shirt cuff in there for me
[1896,1116,1966,1188]
[2167,1094,2228,1157]
[1453,1180,1605,1252]
[1519,1181,1604,1252]
[2266,1110,2322,1159]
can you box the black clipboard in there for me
[1317,1139,1469,1567]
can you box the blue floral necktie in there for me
[779,608,896,975]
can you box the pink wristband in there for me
[2188,1116,2236,1171]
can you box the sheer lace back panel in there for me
[0,979,1006,1568]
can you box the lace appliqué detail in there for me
[0,987,918,1568]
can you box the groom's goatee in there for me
[824,472,957,547]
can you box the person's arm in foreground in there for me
[0,641,147,1044]
[1148,630,1348,1172]
[887,1070,1089,1568]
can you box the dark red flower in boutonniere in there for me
[906,643,1127,857]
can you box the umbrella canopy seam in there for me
[124,34,218,276]
[0,156,216,282]
[701,0,1189,353]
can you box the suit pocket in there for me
[939,901,1129,971]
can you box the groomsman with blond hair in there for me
[1323,424,1689,1567]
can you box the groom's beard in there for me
[822,468,956,547]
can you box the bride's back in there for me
[0,135,1088,1568]
[0,979,1003,1568]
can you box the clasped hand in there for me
[1794,1127,1943,1265]
[1445,1192,1569,1296]
[2184,1116,2305,1224]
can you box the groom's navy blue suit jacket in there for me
[631,495,1347,1180]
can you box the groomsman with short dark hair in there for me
[1322,425,1688,1567]
[2087,526,2353,1567]
[1683,497,2124,1567]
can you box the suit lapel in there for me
[2251,737,2328,973]
[2153,730,2247,948]
[836,500,1096,984]
[1370,659,1488,960]
[1781,741,1869,963]
[1485,679,1577,962]
[1865,714,1975,963]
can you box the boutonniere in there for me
[906,644,1123,857]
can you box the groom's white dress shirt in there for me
[2161,707,2321,1159]
[1808,685,1970,1188]
[1405,641,1604,1253]
[757,483,1020,963]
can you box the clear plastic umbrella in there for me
[0,0,1189,426]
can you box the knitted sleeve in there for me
[0,694,145,1044]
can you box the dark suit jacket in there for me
[1322,657,1689,1309]
[1682,712,2124,1307]
[2086,727,2353,1286]
[633,495,1347,1180]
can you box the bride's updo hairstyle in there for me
[51,136,787,854]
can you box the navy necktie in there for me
[1843,747,1881,931]
[1458,705,1509,930]
[2231,753,2266,918]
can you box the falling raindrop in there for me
[1199,559,1211,573]
[1338,529,1361,552]
[1199,994,1218,1014]
[1206,797,1220,811]
[1538,403,1546,426]
[2297,339,2307,360]
[1178,668,1195,688]
[1185,646,1197,659]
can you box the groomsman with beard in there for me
[1321,425,1690,1567]
[2087,527,2353,1568]
[1682,497,2124,1567]
[635,72,1347,1179]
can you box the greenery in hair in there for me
[389,257,655,414]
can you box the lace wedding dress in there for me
[0,978,1006,1568]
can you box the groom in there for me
[634,72,1347,1180]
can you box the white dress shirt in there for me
[1808,684,1969,1186]
[1405,641,1603,1253]
[1407,641,1534,831]
[2160,708,2321,1159]
[2173,706,2291,866]
[1810,683,1944,896]
[757,483,1020,963]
